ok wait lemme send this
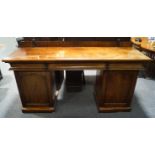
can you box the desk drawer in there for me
[48,62,106,70]
[107,63,144,70]
[10,63,47,71]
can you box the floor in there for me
[0,37,155,118]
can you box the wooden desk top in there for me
[2,47,150,63]
[131,37,155,53]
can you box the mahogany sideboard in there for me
[2,47,150,113]
[17,37,131,91]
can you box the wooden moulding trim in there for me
[9,63,48,71]
[101,103,131,107]
[3,59,151,63]
[106,64,144,70]
[141,47,155,53]
[48,63,106,70]
[9,68,48,71]
[22,107,55,113]
[98,106,131,112]
[10,63,47,68]
[9,63,144,71]
[20,41,122,47]
[47,63,144,70]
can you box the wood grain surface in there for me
[2,47,150,62]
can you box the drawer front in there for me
[48,62,106,70]
[107,63,144,70]
[10,63,47,71]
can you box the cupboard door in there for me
[14,71,55,107]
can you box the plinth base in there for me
[22,107,55,113]
[97,106,131,113]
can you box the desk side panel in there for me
[95,64,139,112]
[13,65,56,112]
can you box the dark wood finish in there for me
[17,37,132,48]
[95,69,139,112]
[5,47,149,62]
[14,68,56,112]
[2,47,150,113]
[16,37,131,92]
[16,38,64,90]
[17,37,131,47]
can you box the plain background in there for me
[0,0,155,155]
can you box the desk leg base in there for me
[95,70,138,113]
[22,107,55,113]
[97,106,131,113]
[94,94,132,112]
